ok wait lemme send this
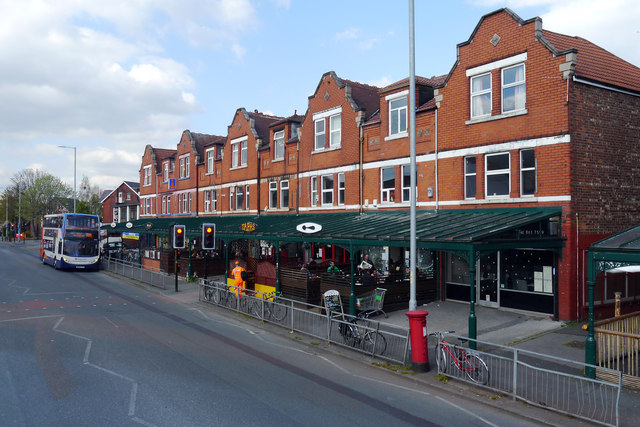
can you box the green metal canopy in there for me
[104,207,563,252]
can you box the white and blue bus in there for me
[40,213,100,270]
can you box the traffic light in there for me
[202,223,215,250]
[172,225,186,249]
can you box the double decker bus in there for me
[40,213,101,270]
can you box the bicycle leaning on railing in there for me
[431,331,489,385]
[202,283,238,309]
[338,312,387,355]
[202,283,287,322]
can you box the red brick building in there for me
[100,181,140,224]
[128,8,639,320]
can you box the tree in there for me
[22,174,73,220]
[77,175,102,215]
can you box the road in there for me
[0,241,585,426]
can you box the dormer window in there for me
[274,130,285,160]
[206,148,215,174]
[143,165,152,186]
[385,90,408,140]
[230,136,248,168]
[312,107,342,151]
[179,154,190,179]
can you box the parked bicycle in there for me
[202,283,238,309]
[431,331,489,385]
[338,313,387,355]
[261,291,288,321]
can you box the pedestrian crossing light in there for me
[202,223,215,250]
[172,225,186,249]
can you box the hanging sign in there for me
[240,222,257,232]
[297,222,322,234]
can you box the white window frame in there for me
[389,97,407,137]
[310,177,318,206]
[245,185,250,210]
[118,192,123,203]
[520,149,536,197]
[240,141,247,166]
[163,162,169,182]
[314,119,325,150]
[274,130,285,160]
[329,114,341,148]
[381,167,395,203]
[204,190,210,212]
[212,190,217,211]
[229,187,235,210]
[502,63,526,114]
[236,185,244,211]
[143,165,152,186]
[470,72,492,118]
[321,175,333,206]
[280,180,289,209]
[166,195,171,214]
[206,149,215,174]
[162,196,166,214]
[401,165,416,202]
[269,182,278,209]
[464,156,477,199]
[338,173,345,205]
[231,143,239,168]
[485,152,511,198]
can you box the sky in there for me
[1,0,639,193]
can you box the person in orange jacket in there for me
[231,260,246,296]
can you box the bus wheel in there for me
[53,258,58,269]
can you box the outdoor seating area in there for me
[279,265,437,312]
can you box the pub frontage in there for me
[104,207,564,329]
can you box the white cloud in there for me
[335,27,361,41]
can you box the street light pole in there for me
[58,145,77,213]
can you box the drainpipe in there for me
[358,116,364,215]
[434,108,439,211]
[296,131,300,215]
[256,140,261,215]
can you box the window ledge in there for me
[272,158,284,163]
[229,165,248,171]
[466,109,527,125]
[312,146,341,155]
[384,132,408,142]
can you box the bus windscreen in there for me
[63,231,99,256]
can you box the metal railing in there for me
[433,333,622,427]
[198,280,410,365]
[101,257,187,290]
[595,311,640,389]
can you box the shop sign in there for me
[296,222,322,234]
[240,222,257,232]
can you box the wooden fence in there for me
[595,311,640,389]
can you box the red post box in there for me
[405,310,430,372]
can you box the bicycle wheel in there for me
[435,343,450,374]
[267,300,287,321]
[211,288,221,305]
[464,353,489,385]
[362,331,387,355]
[224,293,238,309]
[339,322,358,347]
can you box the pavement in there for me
[7,239,640,426]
